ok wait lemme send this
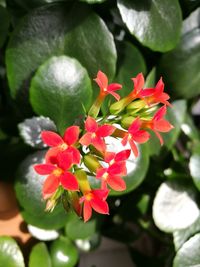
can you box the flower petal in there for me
[79,132,92,146]
[128,117,141,134]
[153,105,167,121]
[94,70,108,90]
[133,130,150,143]
[131,73,144,94]
[83,201,92,222]
[67,146,81,165]
[42,174,60,198]
[108,91,121,101]
[60,172,79,191]
[93,189,109,200]
[129,139,139,157]
[63,126,80,145]
[57,151,73,170]
[107,83,122,92]
[34,164,56,175]
[107,175,126,191]
[92,136,106,152]
[121,134,128,147]
[108,162,126,175]
[154,119,174,132]
[41,131,63,147]
[115,149,131,161]
[154,130,164,146]
[85,116,98,132]
[45,147,60,164]
[96,168,107,179]
[97,124,115,137]
[104,152,115,163]
[90,197,109,215]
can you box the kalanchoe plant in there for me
[33,70,174,222]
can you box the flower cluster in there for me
[34,70,173,222]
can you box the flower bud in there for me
[75,169,91,194]
[83,154,102,173]
[121,116,135,129]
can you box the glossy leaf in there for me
[15,150,69,229]
[173,216,200,251]
[50,236,79,267]
[18,116,57,149]
[117,0,182,52]
[0,6,9,48]
[153,181,199,233]
[64,212,97,240]
[115,41,147,96]
[159,8,200,98]
[6,2,116,99]
[29,242,51,267]
[173,233,200,267]
[80,0,106,3]
[0,236,25,267]
[27,225,59,241]
[163,100,187,149]
[87,136,149,196]
[189,154,200,191]
[30,56,92,133]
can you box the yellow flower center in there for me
[59,143,68,151]
[103,87,107,92]
[53,168,63,177]
[102,172,108,180]
[85,193,93,201]
[128,134,132,140]
[91,133,96,139]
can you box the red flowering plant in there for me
[34,70,173,222]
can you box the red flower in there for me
[143,105,174,145]
[140,78,172,107]
[130,72,145,98]
[96,150,130,191]
[96,163,126,191]
[79,116,115,152]
[79,189,109,222]
[121,118,150,157]
[41,126,80,165]
[34,151,79,199]
[94,70,122,101]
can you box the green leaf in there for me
[163,100,187,150]
[6,3,116,99]
[27,225,59,241]
[189,154,200,191]
[50,236,78,267]
[64,212,97,240]
[144,67,156,88]
[158,8,200,98]
[117,0,182,52]
[0,6,9,48]
[173,216,200,251]
[153,181,199,233]
[29,242,51,267]
[75,233,101,252]
[30,56,92,133]
[15,150,69,229]
[14,0,65,10]
[80,0,106,3]
[115,41,147,96]
[87,137,149,196]
[18,116,56,149]
[173,233,200,267]
[0,236,25,267]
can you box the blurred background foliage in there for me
[0,0,200,266]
